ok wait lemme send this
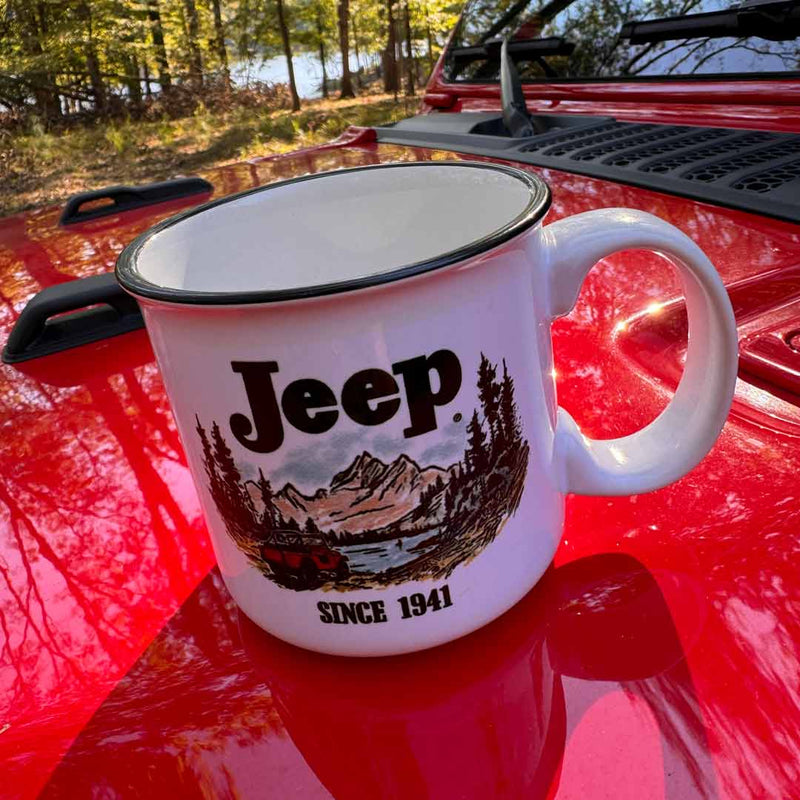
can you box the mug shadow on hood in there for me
[41,550,713,800]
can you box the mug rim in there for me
[115,160,551,306]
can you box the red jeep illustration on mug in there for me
[260,530,350,587]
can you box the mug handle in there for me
[540,208,738,496]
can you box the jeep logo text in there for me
[229,349,462,453]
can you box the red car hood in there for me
[3,132,799,800]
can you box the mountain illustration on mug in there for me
[195,355,529,591]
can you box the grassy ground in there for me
[0,92,418,218]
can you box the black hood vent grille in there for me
[377,114,800,223]
[683,138,800,182]
[639,131,772,174]
[537,122,653,156]
[734,160,800,194]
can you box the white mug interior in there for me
[125,163,538,296]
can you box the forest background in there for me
[0,0,460,214]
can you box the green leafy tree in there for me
[274,0,302,109]
[0,0,458,123]
[210,0,232,85]
[402,0,414,95]
[147,0,173,88]
[182,0,205,87]
[295,0,337,97]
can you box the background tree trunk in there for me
[382,0,399,94]
[403,0,414,96]
[210,0,231,86]
[315,10,329,98]
[20,44,62,121]
[352,14,362,87]
[125,54,143,105]
[75,1,108,113]
[33,81,63,123]
[396,18,405,94]
[275,0,301,110]
[337,0,356,98]
[143,59,153,97]
[426,20,434,73]
[183,0,204,88]
[147,0,172,89]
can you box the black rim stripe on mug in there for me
[115,161,551,306]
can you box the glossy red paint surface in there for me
[422,58,800,131]
[2,132,800,798]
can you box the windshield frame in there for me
[442,0,800,85]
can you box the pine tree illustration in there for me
[210,421,255,540]
[499,359,522,457]
[465,409,488,475]
[478,353,502,450]
[444,481,456,518]
[256,468,275,530]
[195,416,219,493]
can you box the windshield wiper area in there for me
[449,35,574,136]
[449,35,575,66]
[620,0,800,44]
[500,38,536,137]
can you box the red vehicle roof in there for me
[3,116,800,796]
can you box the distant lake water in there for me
[233,52,376,99]
[339,529,440,574]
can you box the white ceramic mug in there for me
[117,161,737,657]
